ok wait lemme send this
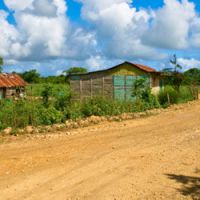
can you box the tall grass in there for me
[26,83,70,97]
[0,84,198,132]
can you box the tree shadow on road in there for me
[166,169,200,200]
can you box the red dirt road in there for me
[0,101,200,200]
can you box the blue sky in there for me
[0,0,200,75]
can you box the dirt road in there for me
[0,101,200,200]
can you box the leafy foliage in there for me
[132,78,160,109]
[63,67,87,75]
[26,83,70,97]
[41,84,52,107]
[20,69,40,83]
[158,86,179,106]
[183,68,200,85]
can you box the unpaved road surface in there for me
[0,102,200,200]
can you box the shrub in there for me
[54,90,71,111]
[36,106,64,125]
[158,85,179,106]
[64,102,83,120]
[0,100,64,131]
[132,78,160,109]
[178,86,194,103]
[82,97,114,116]
[41,84,53,107]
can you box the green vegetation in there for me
[132,78,160,109]
[26,83,70,97]
[0,62,199,133]
[63,67,87,75]
[21,69,40,83]
[19,67,88,84]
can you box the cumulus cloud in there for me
[3,0,33,11]
[178,58,200,70]
[143,0,196,49]
[78,0,165,60]
[1,0,96,63]
[1,0,200,74]
[190,16,200,48]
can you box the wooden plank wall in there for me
[70,74,113,101]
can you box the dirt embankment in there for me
[0,101,200,200]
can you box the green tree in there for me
[184,68,200,85]
[0,57,3,73]
[163,54,184,91]
[183,68,200,100]
[21,69,40,83]
[63,67,88,82]
[170,54,182,72]
[63,67,88,75]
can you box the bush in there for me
[0,100,64,131]
[178,86,194,103]
[158,85,179,106]
[64,102,83,120]
[36,106,64,125]
[132,78,160,109]
[54,90,71,111]
[82,97,115,116]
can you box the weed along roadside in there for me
[0,99,199,138]
[0,62,199,136]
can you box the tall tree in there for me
[63,67,88,75]
[63,67,88,82]
[163,54,184,91]
[170,54,182,72]
[21,69,40,83]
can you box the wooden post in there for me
[102,76,104,97]
[90,78,92,98]
[124,75,126,101]
[80,79,82,101]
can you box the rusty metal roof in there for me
[130,62,156,73]
[68,61,157,77]
[0,73,26,88]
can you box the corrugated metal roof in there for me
[68,61,157,77]
[130,63,156,73]
[0,73,26,88]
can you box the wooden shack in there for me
[68,62,163,101]
[0,73,26,99]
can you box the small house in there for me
[0,73,26,99]
[68,62,163,101]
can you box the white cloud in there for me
[178,58,200,71]
[190,16,200,48]
[0,11,19,58]
[78,0,166,60]
[143,0,196,49]
[4,0,33,11]
[32,0,58,17]
[1,0,200,74]
[1,0,96,63]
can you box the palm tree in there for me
[170,54,182,72]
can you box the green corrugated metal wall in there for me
[113,75,150,101]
